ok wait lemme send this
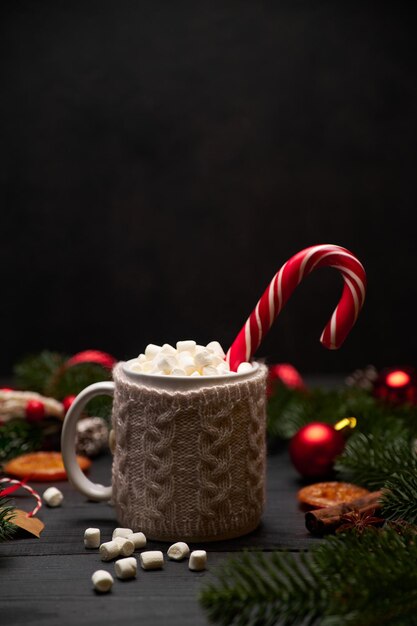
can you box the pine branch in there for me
[381,470,417,524]
[334,432,417,489]
[14,350,66,394]
[13,352,112,419]
[267,385,417,442]
[200,528,417,626]
[0,495,16,542]
[0,420,43,465]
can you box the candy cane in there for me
[226,244,366,371]
[0,478,42,517]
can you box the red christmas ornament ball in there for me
[25,399,45,423]
[289,422,345,478]
[268,363,305,397]
[373,366,417,405]
[62,395,77,414]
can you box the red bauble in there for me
[268,363,305,397]
[65,350,116,370]
[62,395,77,414]
[0,387,13,392]
[373,366,417,405]
[289,422,345,478]
[25,399,45,423]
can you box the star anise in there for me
[336,508,385,535]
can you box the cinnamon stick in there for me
[305,490,383,535]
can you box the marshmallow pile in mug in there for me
[128,341,253,376]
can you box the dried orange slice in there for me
[298,481,369,509]
[3,451,91,482]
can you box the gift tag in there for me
[12,509,45,538]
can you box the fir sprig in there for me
[200,528,417,626]
[0,495,16,542]
[14,350,66,394]
[334,432,417,490]
[0,420,42,465]
[13,350,112,418]
[267,384,417,441]
[381,470,417,525]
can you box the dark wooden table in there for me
[0,447,323,626]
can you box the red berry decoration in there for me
[289,422,345,478]
[62,395,77,414]
[25,399,45,423]
[373,366,417,405]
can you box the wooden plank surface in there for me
[0,449,320,625]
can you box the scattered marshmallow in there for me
[100,540,121,561]
[189,550,207,571]
[84,528,101,549]
[140,550,164,570]
[126,532,146,549]
[42,487,63,508]
[115,557,137,580]
[92,570,113,593]
[167,542,190,561]
[114,537,135,557]
[112,527,133,540]
[130,341,255,377]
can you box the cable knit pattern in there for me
[111,362,268,541]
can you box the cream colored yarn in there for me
[111,362,268,542]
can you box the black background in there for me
[0,1,416,375]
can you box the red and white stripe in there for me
[226,244,366,371]
[0,477,42,518]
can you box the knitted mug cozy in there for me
[111,362,268,541]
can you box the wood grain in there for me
[0,451,320,625]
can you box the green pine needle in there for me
[200,528,417,626]
[0,496,16,542]
[0,420,43,465]
[335,432,417,490]
[267,385,417,441]
[13,351,112,419]
[381,470,417,524]
[14,350,66,394]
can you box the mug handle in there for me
[61,381,114,501]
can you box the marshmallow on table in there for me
[92,570,113,593]
[112,527,133,540]
[140,551,164,570]
[167,542,190,561]
[114,537,135,557]
[126,532,146,549]
[115,557,137,580]
[84,528,100,549]
[42,487,63,507]
[100,540,121,561]
[189,550,207,571]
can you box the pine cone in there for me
[345,365,378,390]
[75,417,109,457]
